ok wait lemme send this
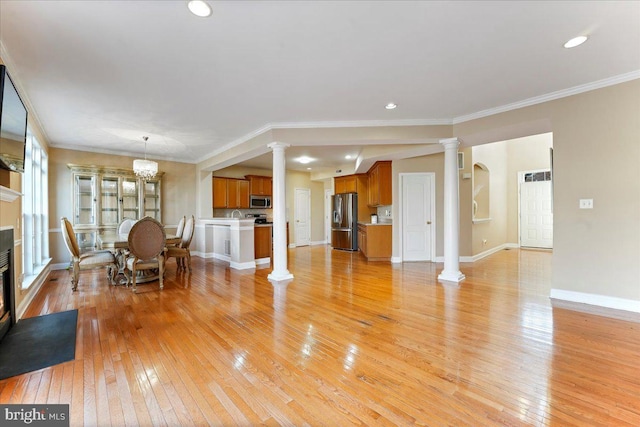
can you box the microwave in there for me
[250,195,272,209]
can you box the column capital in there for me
[268,142,291,151]
[439,137,461,150]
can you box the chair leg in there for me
[187,252,192,272]
[159,255,164,290]
[71,261,79,291]
[107,263,116,285]
[131,264,138,293]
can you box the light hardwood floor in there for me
[1,247,639,426]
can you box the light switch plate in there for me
[579,199,593,209]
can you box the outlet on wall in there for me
[579,199,594,209]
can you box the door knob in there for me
[427,221,432,225]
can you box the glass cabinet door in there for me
[100,176,120,226]
[144,180,161,220]
[121,178,140,220]
[74,174,96,226]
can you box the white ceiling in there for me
[1,1,639,170]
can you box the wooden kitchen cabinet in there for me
[245,175,272,196]
[227,179,250,208]
[358,223,391,261]
[212,177,249,209]
[367,161,392,207]
[357,223,367,256]
[334,175,358,194]
[254,225,272,259]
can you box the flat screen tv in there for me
[0,64,28,173]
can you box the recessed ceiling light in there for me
[564,36,588,49]
[306,167,312,170]
[345,155,352,160]
[187,0,212,17]
[385,103,397,110]
[297,156,314,164]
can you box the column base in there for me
[268,270,294,282]
[438,270,466,283]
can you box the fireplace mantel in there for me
[0,185,22,203]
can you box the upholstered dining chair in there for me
[117,217,137,235]
[166,215,195,272]
[125,216,166,292]
[175,215,186,240]
[166,215,186,249]
[60,217,117,291]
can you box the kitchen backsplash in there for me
[377,205,393,222]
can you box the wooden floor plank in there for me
[0,247,639,426]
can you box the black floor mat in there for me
[0,310,78,380]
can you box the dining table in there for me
[97,232,180,285]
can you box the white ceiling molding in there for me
[453,71,640,125]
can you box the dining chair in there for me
[60,217,117,291]
[125,216,166,292]
[175,215,186,240]
[117,217,137,234]
[166,215,195,272]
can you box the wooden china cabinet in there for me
[68,164,163,251]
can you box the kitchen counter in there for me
[357,221,392,226]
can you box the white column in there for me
[438,137,465,283]
[268,142,294,282]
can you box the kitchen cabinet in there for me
[334,175,357,194]
[212,177,250,209]
[334,174,374,222]
[357,223,391,261]
[367,161,392,207]
[254,225,272,259]
[245,175,272,196]
[68,163,163,236]
[227,179,250,208]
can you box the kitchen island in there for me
[200,218,259,270]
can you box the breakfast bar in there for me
[200,218,258,270]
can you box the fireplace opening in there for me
[0,229,15,342]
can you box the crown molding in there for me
[453,70,640,124]
[269,118,453,129]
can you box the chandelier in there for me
[133,136,158,180]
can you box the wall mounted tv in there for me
[0,64,28,173]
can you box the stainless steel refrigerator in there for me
[331,193,358,251]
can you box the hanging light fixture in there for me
[133,136,158,180]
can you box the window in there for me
[22,130,49,287]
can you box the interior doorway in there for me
[519,170,553,248]
[324,189,332,244]
[294,188,311,247]
[400,173,435,261]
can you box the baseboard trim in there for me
[433,243,520,263]
[50,262,70,271]
[230,260,257,270]
[550,289,640,323]
[391,256,402,264]
[255,257,270,266]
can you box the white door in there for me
[324,189,332,244]
[402,173,434,261]
[520,181,553,248]
[295,188,311,247]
